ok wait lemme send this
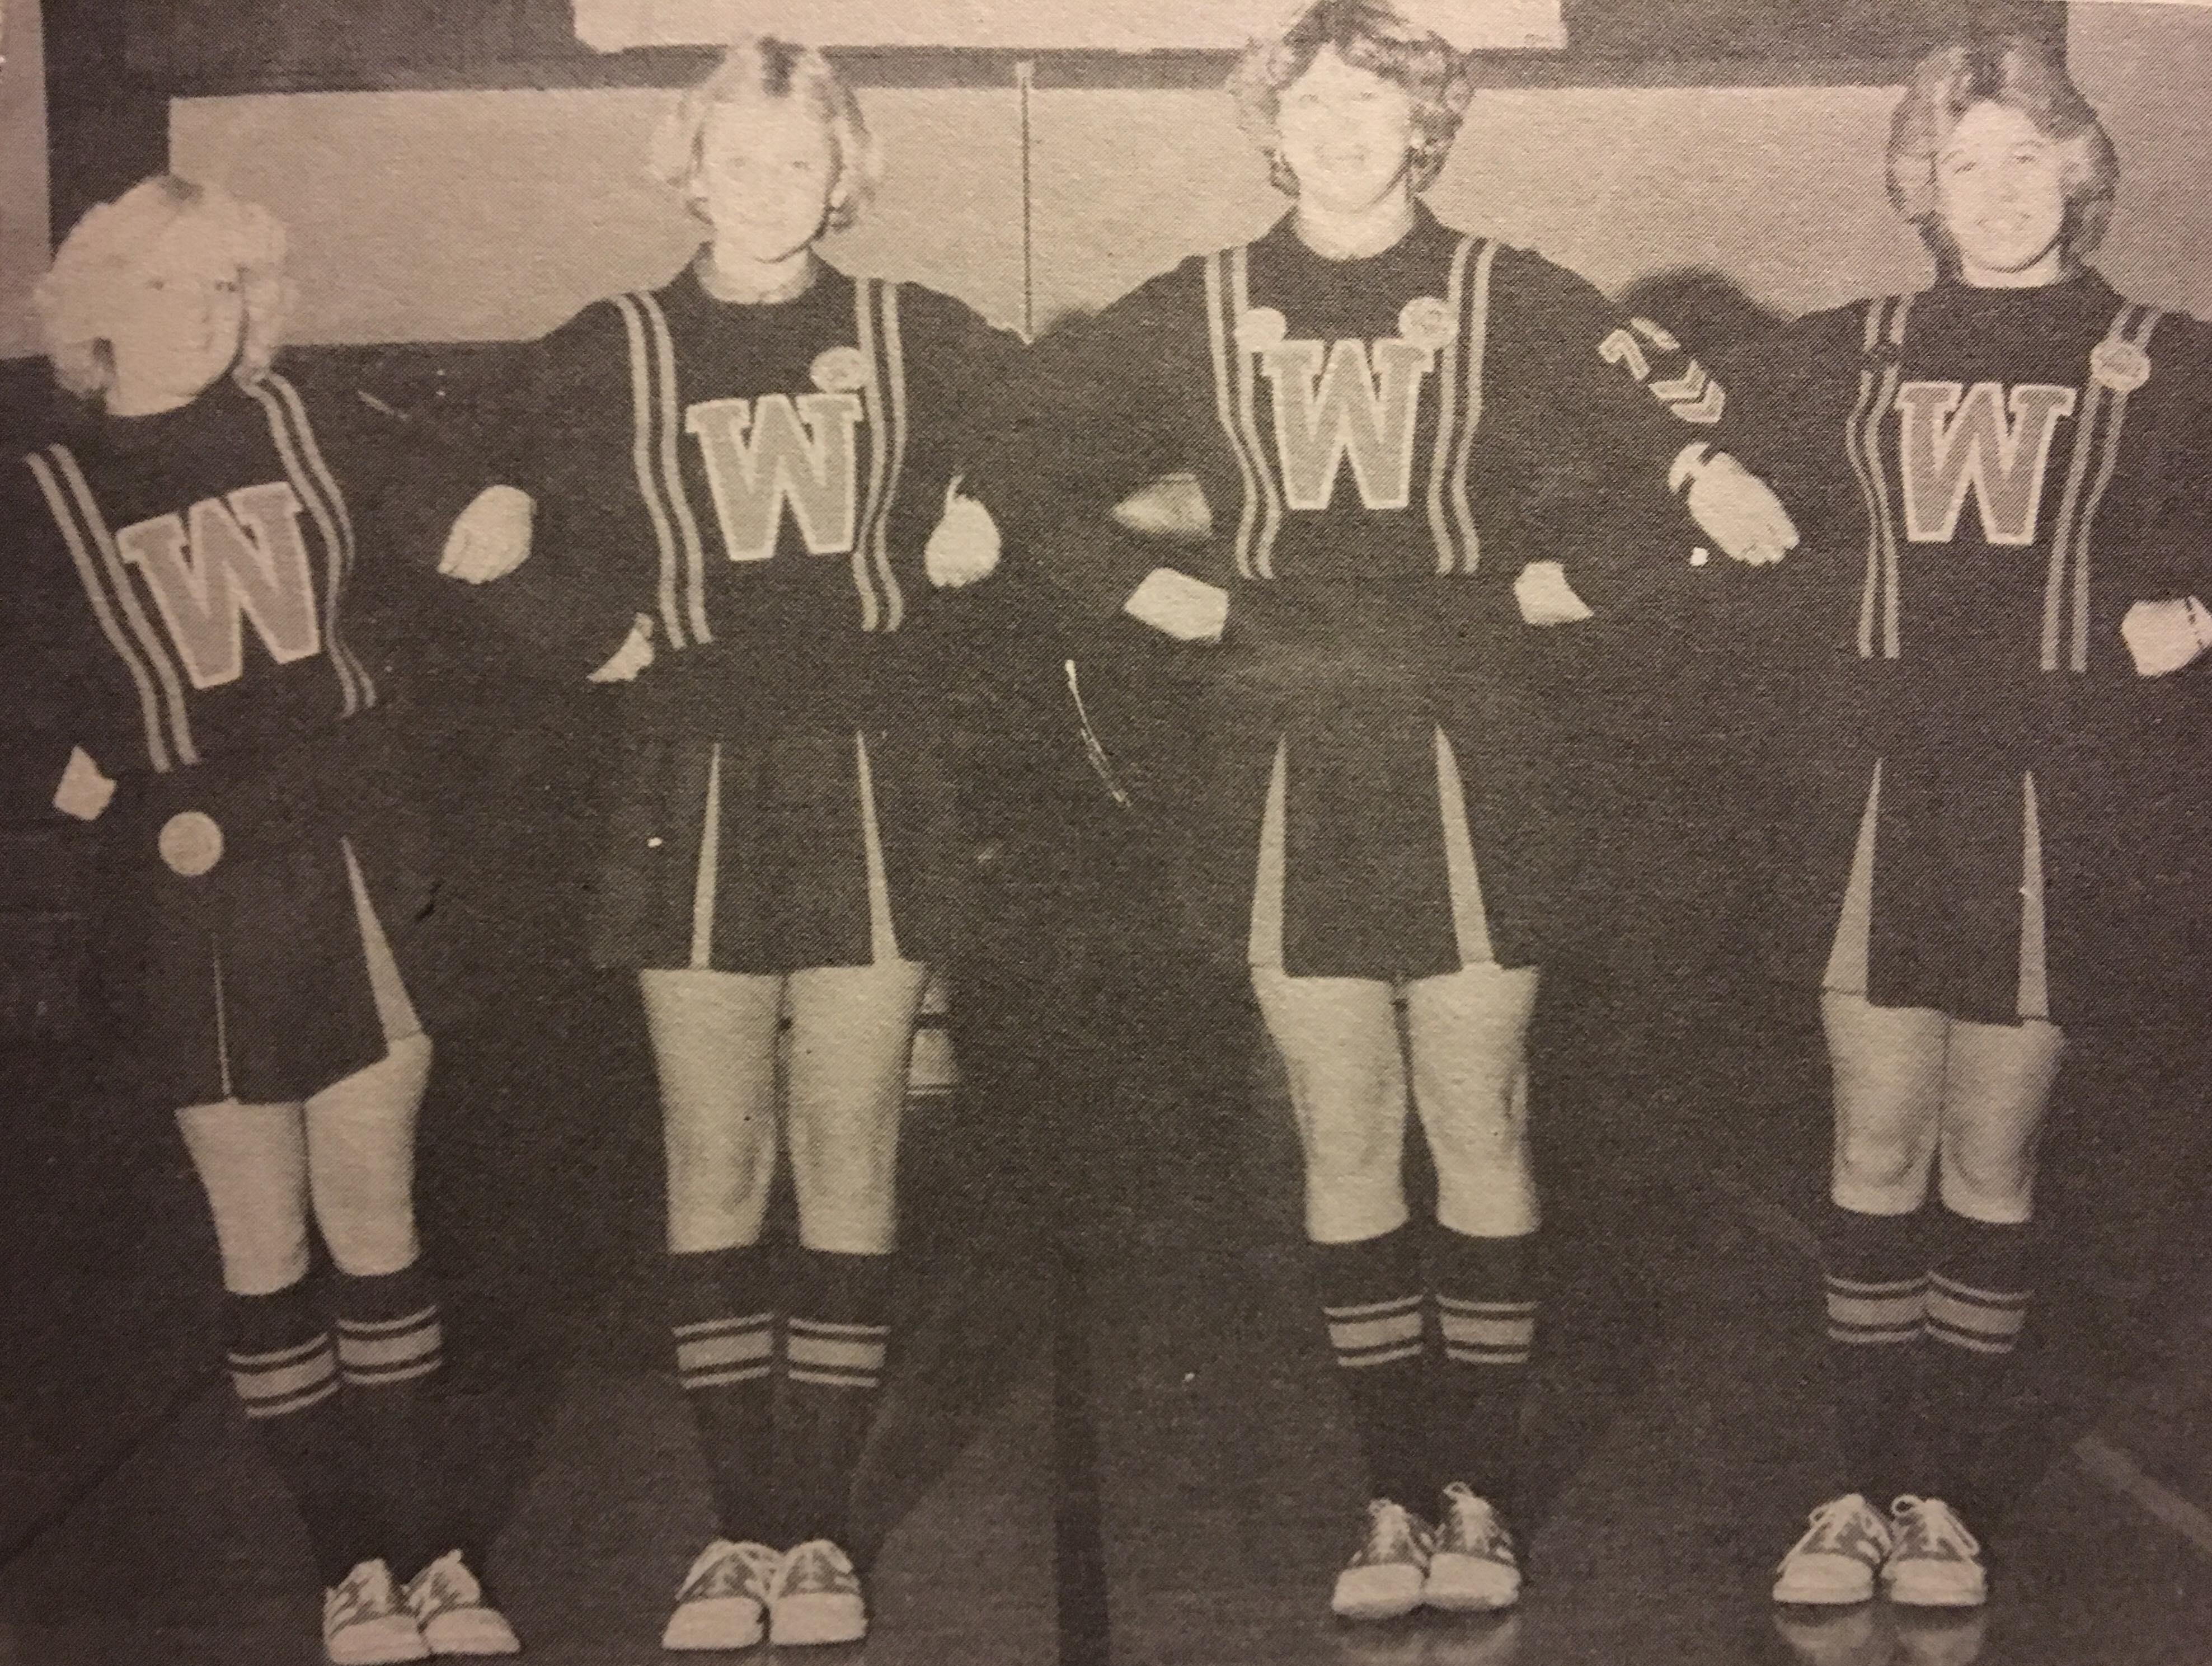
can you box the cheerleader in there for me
[940,0,1796,1619]
[1734,38,2212,1610]
[439,38,1020,1651]
[2,178,519,1664]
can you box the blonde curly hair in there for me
[35,175,289,405]
[647,36,884,234]
[1229,1,1477,198]
[1888,36,2119,277]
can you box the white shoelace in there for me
[1892,1496,1981,1560]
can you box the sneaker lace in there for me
[679,1543,754,1603]
[412,1554,480,1617]
[327,1563,393,1630]
[1440,1484,1511,1558]
[1359,1500,1429,1565]
[782,1540,856,1596]
[1892,1496,1981,1559]
[1783,1495,1887,1566]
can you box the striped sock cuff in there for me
[1325,1293,1424,1370]
[1825,1271,1929,1346]
[1438,1295,1537,1367]
[675,1311,776,1389]
[335,1303,444,1387]
[786,1316,890,1390]
[228,1331,342,1420]
[1925,1271,2030,1357]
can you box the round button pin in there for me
[159,811,224,878]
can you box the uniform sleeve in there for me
[432,305,674,679]
[2135,317,2212,603]
[1707,306,1867,550]
[962,265,1215,623]
[882,287,1030,580]
[1488,250,1745,498]
[0,467,132,829]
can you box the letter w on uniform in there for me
[1896,381,2078,546]
[115,483,322,690]
[1262,338,1433,512]
[688,393,865,563]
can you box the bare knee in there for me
[1937,1138,2037,1224]
[788,1099,901,1255]
[1833,1121,1938,1212]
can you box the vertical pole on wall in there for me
[1016,56,1036,341]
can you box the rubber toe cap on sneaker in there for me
[1332,1562,1426,1621]
[769,1590,868,1647]
[1773,1551,1880,1606]
[661,1594,766,1651]
[420,1604,523,1656]
[326,1615,432,1666]
[1425,1550,1521,1611]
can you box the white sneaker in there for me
[661,1538,780,1651]
[1882,1496,1986,1608]
[1424,1483,1521,1611]
[403,1551,522,1656]
[1773,1493,1892,1606]
[325,1560,431,1666]
[1330,1499,1433,1622]
[768,1540,868,1647]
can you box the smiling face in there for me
[1275,45,1420,218]
[105,219,247,411]
[692,91,842,266]
[1934,100,2070,286]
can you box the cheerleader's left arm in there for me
[2122,321,2212,678]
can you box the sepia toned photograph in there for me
[3,3,2210,1662]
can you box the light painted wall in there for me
[165,4,2212,347]
[2070,2,2212,319]
[173,86,1027,341]
[0,0,52,359]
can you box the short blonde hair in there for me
[35,175,288,404]
[1889,36,2119,276]
[1229,1,1476,197]
[647,36,884,234]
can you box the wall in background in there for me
[2070,1,2212,321]
[166,4,2212,347]
[0,0,52,358]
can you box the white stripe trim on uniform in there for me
[50,445,200,764]
[1844,300,1891,660]
[2040,303,2133,672]
[24,451,173,773]
[1448,240,1501,575]
[1433,724,1496,968]
[610,294,688,652]
[1247,736,1289,968]
[690,741,725,971]
[871,281,911,633]
[262,373,378,708]
[851,279,890,632]
[243,377,360,716]
[1203,252,1261,581]
[1822,759,1882,996]
[1861,358,1907,661]
[1426,236,1477,576]
[637,291,712,647]
[2069,307,2162,675]
[342,836,424,1043]
[854,730,903,964]
[213,942,235,1102]
[1229,247,1285,579]
[2017,770,2050,1021]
